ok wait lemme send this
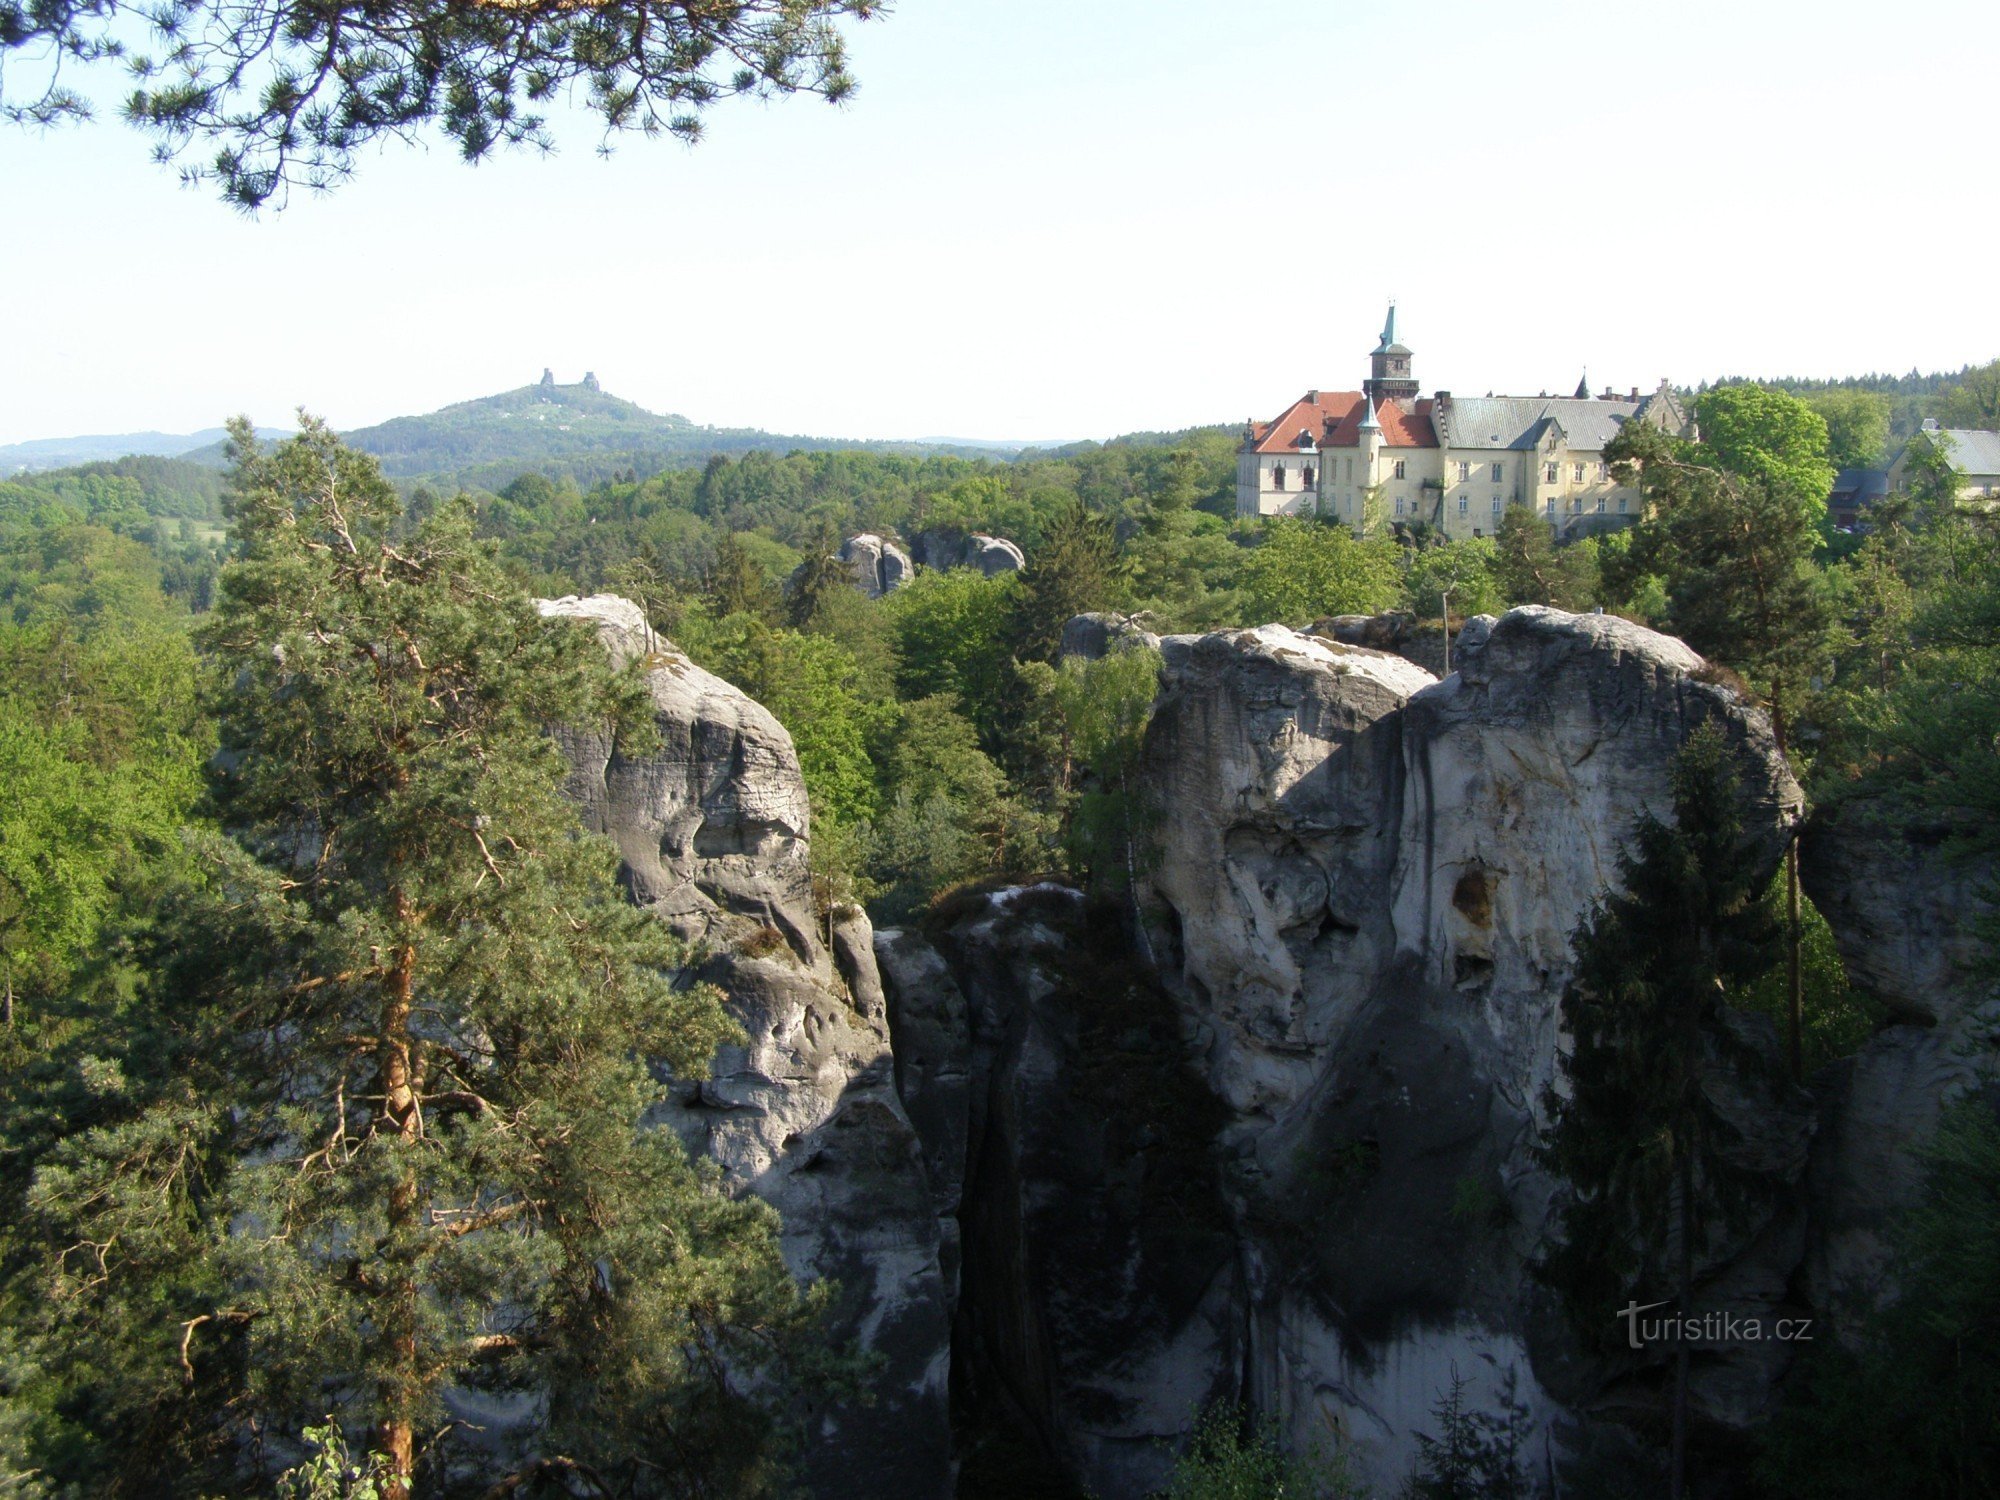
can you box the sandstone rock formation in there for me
[910,529,1027,577]
[539,595,953,1499]
[541,594,1983,1498]
[837,532,913,597]
[1058,610,1163,662]
[879,608,1811,1495]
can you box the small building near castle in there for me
[1237,307,1695,540]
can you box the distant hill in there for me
[1,426,288,474]
[2,374,1207,496]
[312,374,1035,490]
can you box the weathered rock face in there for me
[878,891,1238,1500]
[1800,805,1999,1320]
[1058,610,1163,662]
[539,595,952,1500]
[837,532,913,597]
[879,609,1812,1495]
[909,529,1027,577]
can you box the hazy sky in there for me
[3,0,1996,446]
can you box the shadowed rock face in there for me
[540,595,953,1500]
[1800,805,1999,1321]
[909,529,1027,577]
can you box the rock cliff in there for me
[880,609,1812,1494]
[539,596,954,1499]
[544,595,1988,1498]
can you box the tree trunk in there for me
[376,912,422,1500]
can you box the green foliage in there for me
[6,418,831,1496]
[1538,724,1790,1335]
[1493,507,1598,610]
[1399,1369,1532,1500]
[684,609,884,830]
[274,1422,390,1500]
[884,568,1019,730]
[1933,360,2000,431]
[1754,1099,2000,1498]
[1403,537,1503,620]
[1608,417,1834,733]
[1736,877,1881,1069]
[1163,1403,1357,1500]
[1692,386,1836,527]
[1241,517,1402,624]
[3,0,881,208]
[1803,390,1892,471]
[1012,500,1118,663]
[0,524,208,1038]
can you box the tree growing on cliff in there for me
[1537,723,1790,1500]
[1606,412,1834,1078]
[1011,499,1117,663]
[14,419,829,1496]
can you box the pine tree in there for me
[708,529,782,622]
[784,520,851,628]
[1606,415,1835,1079]
[1010,499,1116,663]
[1537,723,1788,1500]
[17,419,829,1497]
[1399,1369,1531,1500]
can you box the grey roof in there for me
[1929,428,2000,475]
[1830,468,1890,502]
[1433,395,1638,452]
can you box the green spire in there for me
[1376,300,1398,353]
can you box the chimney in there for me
[1306,390,1319,404]
[1629,386,1639,402]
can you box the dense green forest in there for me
[1,370,1996,1494]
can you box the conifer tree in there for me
[708,529,783,622]
[1011,499,1116,663]
[1538,723,1788,1500]
[16,419,827,1497]
[1607,415,1834,1078]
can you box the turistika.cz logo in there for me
[1617,1300,1814,1351]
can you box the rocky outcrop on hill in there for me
[540,595,952,1500]
[1058,610,1162,661]
[910,529,1026,577]
[873,609,1812,1494]
[543,594,1984,1498]
[837,532,913,597]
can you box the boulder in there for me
[909,529,1026,576]
[1058,611,1162,662]
[837,532,913,598]
[540,594,952,1499]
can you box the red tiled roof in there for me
[1321,396,1437,449]
[1248,390,1366,454]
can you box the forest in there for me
[1,358,1997,1497]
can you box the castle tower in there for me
[1364,302,1419,407]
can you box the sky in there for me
[2,0,1997,447]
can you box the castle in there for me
[1236,306,1694,540]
